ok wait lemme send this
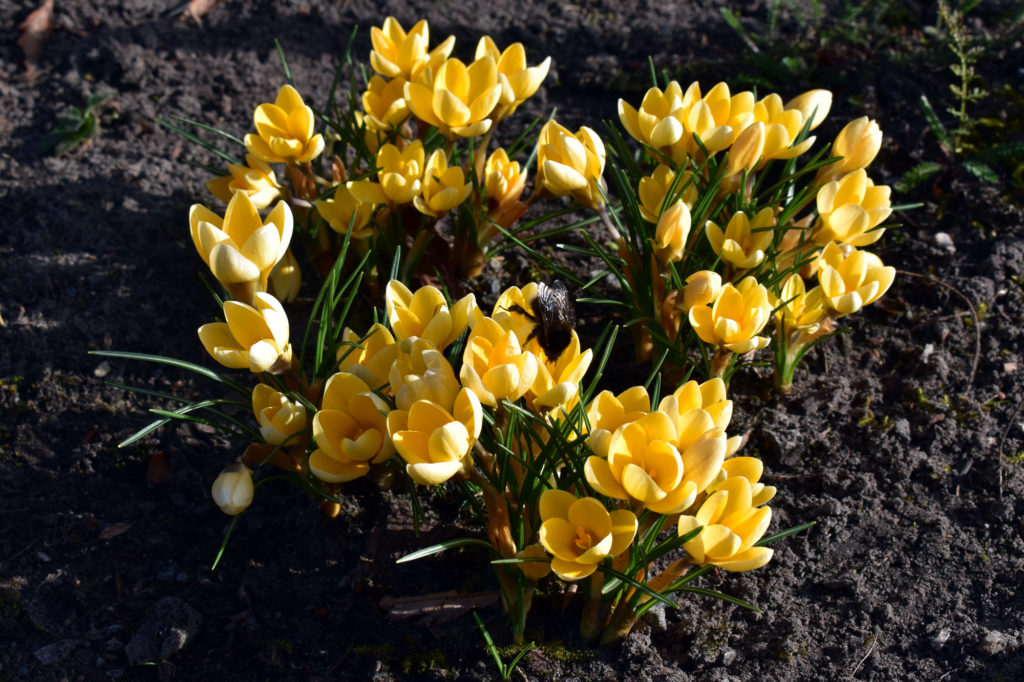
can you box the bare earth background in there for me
[2,1,1024,680]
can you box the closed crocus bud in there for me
[362,75,411,131]
[816,242,895,316]
[811,169,892,247]
[785,89,832,131]
[705,207,775,270]
[244,84,325,164]
[817,116,883,185]
[678,270,723,312]
[268,248,301,303]
[688,276,772,354]
[475,36,551,121]
[460,316,539,407]
[370,17,454,82]
[207,154,282,210]
[405,56,503,139]
[653,200,691,264]
[414,149,473,217]
[638,164,698,223]
[537,120,606,209]
[677,476,774,572]
[725,121,765,178]
[252,383,308,446]
[387,388,483,486]
[348,141,425,206]
[189,192,293,304]
[538,489,637,581]
[310,372,394,483]
[316,184,377,240]
[198,292,293,373]
[211,463,254,516]
[484,148,526,210]
[385,280,481,349]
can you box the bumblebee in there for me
[509,281,576,360]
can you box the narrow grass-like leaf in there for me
[396,538,499,563]
[89,350,249,396]
[756,520,815,546]
[676,586,760,611]
[157,119,243,167]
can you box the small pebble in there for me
[977,630,1005,657]
[94,361,111,378]
[931,628,950,651]
[721,648,737,665]
[37,551,51,562]
[934,232,955,253]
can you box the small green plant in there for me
[39,91,116,156]
[473,611,533,680]
[900,1,1024,191]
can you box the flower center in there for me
[574,526,594,551]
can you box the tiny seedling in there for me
[39,91,116,156]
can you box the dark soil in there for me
[3,1,1024,680]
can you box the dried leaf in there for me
[98,522,133,541]
[17,0,54,77]
[145,450,175,483]
[184,0,230,23]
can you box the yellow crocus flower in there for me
[316,184,376,240]
[244,84,324,164]
[653,200,691,264]
[812,169,892,247]
[309,372,394,483]
[460,316,539,407]
[584,386,651,458]
[538,489,637,581]
[414,149,473,217]
[816,242,895,316]
[336,323,398,392]
[369,17,454,82]
[189,192,293,304]
[772,273,826,334]
[198,292,292,374]
[404,57,503,139]
[678,270,723,313]
[688,276,771,354]
[206,154,282,210]
[386,388,483,486]
[637,164,698,223]
[816,116,883,185]
[536,119,606,209]
[252,383,307,446]
[705,207,776,270]
[677,476,774,572]
[484,148,527,210]
[385,280,481,350]
[211,463,254,516]
[348,140,425,206]
[361,75,411,132]
[474,36,551,121]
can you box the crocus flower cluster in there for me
[156,16,848,653]
[609,78,896,391]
